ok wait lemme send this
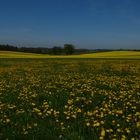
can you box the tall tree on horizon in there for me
[64,44,75,55]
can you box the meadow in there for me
[0,52,140,139]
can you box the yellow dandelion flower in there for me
[99,136,104,140]
[34,123,38,127]
[125,128,130,133]
[77,108,82,113]
[117,129,121,132]
[86,122,90,126]
[100,128,105,137]
[6,118,10,123]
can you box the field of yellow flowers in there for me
[0,59,140,140]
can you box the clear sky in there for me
[0,0,140,49]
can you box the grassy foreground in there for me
[0,50,140,59]
[0,59,140,140]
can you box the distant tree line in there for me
[0,44,140,55]
[0,44,18,51]
[0,44,91,55]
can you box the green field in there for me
[0,52,140,139]
[0,50,140,59]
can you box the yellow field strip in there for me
[0,51,140,59]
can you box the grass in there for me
[0,58,140,140]
[0,50,140,59]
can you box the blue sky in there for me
[0,0,140,49]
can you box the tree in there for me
[52,46,62,55]
[64,44,75,55]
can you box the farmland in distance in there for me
[0,50,140,59]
